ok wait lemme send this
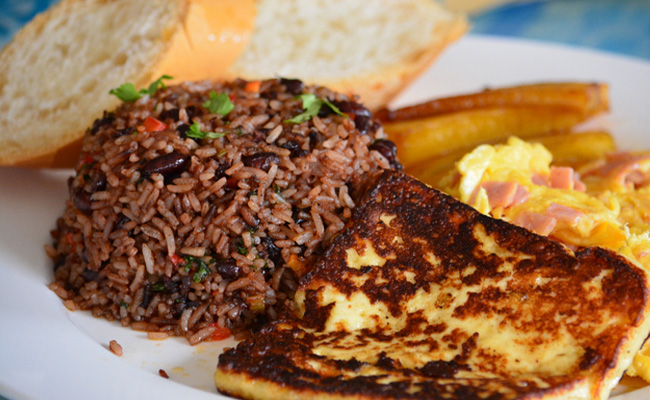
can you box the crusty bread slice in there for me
[228,0,467,111]
[0,0,255,167]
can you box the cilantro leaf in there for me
[109,83,141,102]
[144,74,173,97]
[284,94,347,124]
[192,263,211,283]
[237,245,248,255]
[203,91,235,116]
[185,121,226,140]
[322,98,346,118]
[108,75,173,102]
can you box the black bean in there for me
[114,126,134,138]
[281,140,309,158]
[262,237,284,267]
[179,276,192,297]
[308,130,322,150]
[279,267,298,294]
[53,256,65,271]
[281,140,300,152]
[172,301,186,317]
[81,268,99,282]
[279,78,304,95]
[176,123,191,139]
[90,112,115,135]
[260,267,272,281]
[215,259,243,280]
[253,128,271,143]
[115,214,131,230]
[291,207,309,225]
[331,100,371,118]
[185,105,198,121]
[214,161,231,180]
[140,283,153,308]
[328,100,373,134]
[141,151,188,178]
[354,115,371,134]
[369,139,401,170]
[261,90,277,100]
[72,188,92,214]
[159,107,180,122]
[90,173,107,193]
[291,149,309,158]
[241,152,280,172]
[157,275,179,293]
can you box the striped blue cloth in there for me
[1,0,649,60]
[471,0,650,60]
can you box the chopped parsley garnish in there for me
[183,256,196,272]
[237,245,248,255]
[185,121,226,140]
[203,91,235,116]
[108,83,140,102]
[192,263,211,283]
[109,75,173,102]
[182,255,212,283]
[144,75,173,97]
[152,282,166,292]
[284,94,347,124]
[119,301,129,308]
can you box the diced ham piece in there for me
[583,152,650,188]
[511,184,530,206]
[532,173,548,186]
[573,172,586,192]
[549,166,586,191]
[513,211,557,236]
[481,181,518,208]
[550,167,574,190]
[470,181,530,209]
[545,203,584,225]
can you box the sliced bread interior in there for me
[228,0,467,110]
[0,0,254,167]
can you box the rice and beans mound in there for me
[47,78,399,344]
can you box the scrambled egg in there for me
[441,137,650,380]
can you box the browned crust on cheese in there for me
[216,170,650,400]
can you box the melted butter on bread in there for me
[216,171,650,400]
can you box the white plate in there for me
[2,34,650,400]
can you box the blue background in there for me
[1,0,650,59]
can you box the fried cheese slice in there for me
[215,170,650,400]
